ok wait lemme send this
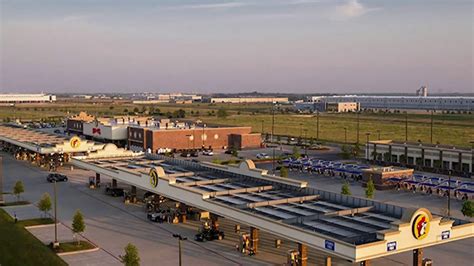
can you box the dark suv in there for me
[47,173,68,183]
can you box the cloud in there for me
[333,0,379,20]
[289,0,323,5]
[170,2,249,10]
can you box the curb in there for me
[57,246,100,256]
[25,222,60,229]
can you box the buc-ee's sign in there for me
[149,168,158,188]
[412,211,430,240]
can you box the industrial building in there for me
[210,97,289,104]
[0,93,57,103]
[366,140,473,177]
[295,101,360,113]
[66,112,262,151]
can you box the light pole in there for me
[430,110,434,144]
[299,123,303,138]
[53,180,59,248]
[365,132,371,161]
[405,111,408,142]
[261,120,264,135]
[316,110,320,141]
[470,141,474,178]
[344,127,347,144]
[303,129,308,156]
[271,104,276,174]
[447,170,451,217]
[376,130,381,141]
[173,234,187,266]
[356,112,360,144]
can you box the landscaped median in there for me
[0,208,66,266]
[52,240,99,255]
[0,200,31,207]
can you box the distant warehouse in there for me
[296,95,473,112]
[0,93,57,103]
[210,97,289,104]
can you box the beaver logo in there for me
[412,213,430,240]
[70,136,81,149]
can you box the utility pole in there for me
[316,110,320,141]
[344,127,347,144]
[53,180,59,248]
[356,112,360,144]
[365,133,371,161]
[430,110,434,144]
[447,170,451,217]
[377,130,381,141]
[405,111,408,142]
[261,120,264,134]
[172,234,187,266]
[271,104,276,174]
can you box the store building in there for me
[366,140,473,177]
[0,93,57,104]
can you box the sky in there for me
[1,0,472,94]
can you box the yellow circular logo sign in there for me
[149,168,158,188]
[412,213,430,240]
[70,136,81,149]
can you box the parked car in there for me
[256,153,270,159]
[147,211,167,223]
[190,151,199,157]
[53,129,62,134]
[202,150,214,156]
[47,173,68,183]
[180,152,191,158]
[105,187,125,197]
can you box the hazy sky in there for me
[1,0,472,94]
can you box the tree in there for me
[461,201,474,218]
[292,146,301,159]
[72,210,86,245]
[352,143,362,158]
[230,147,238,157]
[217,109,228,118]
[340,145,351,159]
[123,108,129,114]
[341,182,351,195]
[120,243,140,266]
[133,107,139,113]
[13,181,24,201]
[38,193,52,217]
[365,178,375,199]
[280,167,288,178]
[173,109,186,118]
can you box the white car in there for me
[202,150,214,156]
[256,153,270,159]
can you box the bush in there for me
[120,243,140,266]
[38,193,52,217]
[341,182,351,195]
[461,201,474,217]
[13,181,24,202]
[217,109,228,118]
[280,167,288,178]
[365,178,375,199]
[292,146,301,159]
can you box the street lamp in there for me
[365,132,371,161]
[356,111,360,144]
[53,180,59,248]
[261,120,264,134]
[344,127,347,144]
[316,110,320,141]
[173,234,187,266]
[405,111,408,142]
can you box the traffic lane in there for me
[1,155,265,266]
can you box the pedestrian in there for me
[14,212,18,223]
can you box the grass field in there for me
[1,101,473,147]
[18,217,55,227]
[200,112,474,148]
[0,209,67,266]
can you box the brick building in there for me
[128,126,261,152]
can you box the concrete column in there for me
[250,227,259,254]
[413,248,423,266]
[95,173,101,186]
[131,185,137,195]
[112,179,117,188]
[297,243,307,266]
[179,203,187,223]
[325,256,331,266]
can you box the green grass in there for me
[0,200,31,207]
[2,101,472,147]
[201,112,474,148]
[0,209,67,266]
[54,241,96,253]
[18,217,55,227]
